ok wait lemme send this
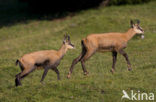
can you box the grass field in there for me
[0,1,156,102]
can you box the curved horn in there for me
[137,19,140,24]
[63,34,67,43]
[67,35,70,41]
[130,20,134,28]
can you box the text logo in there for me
[121,90,154,101]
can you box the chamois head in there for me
[130,20,144,34]
[63,34,74,49]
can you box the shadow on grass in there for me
[0,0,104,28]
[0,2,69,28]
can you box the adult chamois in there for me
[15,35,74,86]
[67,20,144,78]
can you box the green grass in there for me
[0,1,156,102]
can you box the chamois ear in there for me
[136,19,140,25]
[130,20,134,28]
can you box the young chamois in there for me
[15,35,74,86]
[67,20,144,78]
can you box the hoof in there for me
[67,74,71,79]
[110,69,115,74]
[128,68,132,71]
[15,78,21,87]
[15,83,22,87]
[84,72,89,76]
[40,81,45,85]
[67,72,71,79]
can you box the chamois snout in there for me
[130,20,144,34]
[130,20,144,39]
[68,43,75,49]
[135,25,144,34]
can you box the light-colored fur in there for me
[67,21,144,78]
[83,27,142,52]
[15,35,74,86]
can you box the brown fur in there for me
[82,28,136,52]
[15,35,74,86]
[67,20,144,78]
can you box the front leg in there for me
[40,67,49,82]
[111,51,117,73]
[52,67,60,80]
[119,50,132,71]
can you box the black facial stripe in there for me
[138,26,143,31]
[69,43,74,47]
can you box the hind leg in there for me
[15,66,35,87]
[15,72,22,86]
[15,70,29,87]
[67,54,82,78]
[81,49,96,75]
[67,47,87,78]
[15,62,24,86]
[81,61,88,75]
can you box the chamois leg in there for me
[81,50,96,75]
[15,62,24,86]
[67,54,82,79]
[67,46,87,78]
[81,60,88,75]
[15,72,22,86]
[119,50,132,71]
[40,67,49,83]
[52,67,60,80]
[68,54,82,73]
[15,66,35,87]
[111,51,117,73]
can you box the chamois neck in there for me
[124,28,136,41]
[58,44,68,58]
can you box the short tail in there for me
[15,59,24,71]
[79,40,87,61]
[15,59,19,66]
